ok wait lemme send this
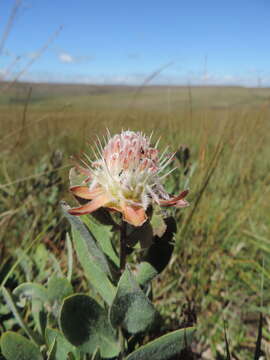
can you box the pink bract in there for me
[68,130,189,227]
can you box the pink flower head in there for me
[68,130,189,227]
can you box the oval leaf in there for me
[59,294,120,358]
[0,332,42,360]
[109,268,158,334]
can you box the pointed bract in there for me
[68,130,189,226]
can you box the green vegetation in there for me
[1,83,270,359]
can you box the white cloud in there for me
[57,52,94,64]
[58,52,75,64]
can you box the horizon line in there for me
[0,79,268,89]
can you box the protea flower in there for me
[68,130,189,227]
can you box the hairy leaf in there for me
[61,203,116,305]
[60,294,120,358]
[110,268,158,334]
[126,327,196,360]
[46,328,76,360]
[0,332,42,360]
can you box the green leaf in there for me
[33,244,51,280]
[31,299,47,337]
[13,283,49,303]
[1,286,42,346]
[150,211,167,238]
[136,262,158,287]
[47,337,57,360]
[47,276,73,303]
[59,294,120,359]
[109,268,158,334]
[45,328,76,360]
[125,327,196,360]
[62,203,116,305]
[14,249,33,282]
[0,332,42,360]
[73,227,116,304]
[48,253,63,277]
[13,278,73,306]
[82,215,119,267]
[62,203,111,276]
[136,217,177,287]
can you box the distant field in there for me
[1,82,270,110]
[2,82,270,161]
[1,82,270,358]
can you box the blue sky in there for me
[0,0,270,86]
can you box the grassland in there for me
[1,82,270,359]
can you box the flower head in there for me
[68,130,189,226]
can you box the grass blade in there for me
[254,313,263,360]
[223,319,231,360]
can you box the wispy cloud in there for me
[58,52,75,63]
[58,51,94,64]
